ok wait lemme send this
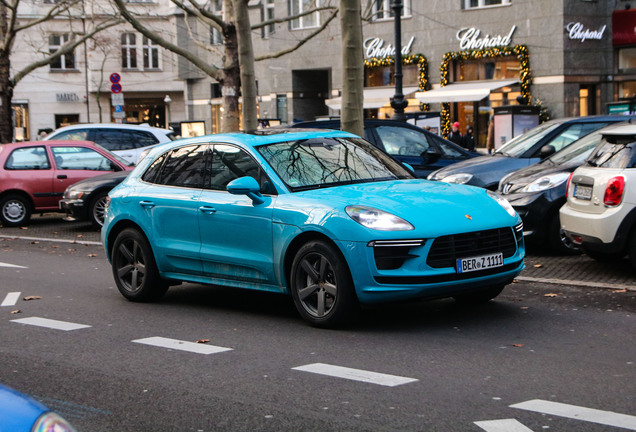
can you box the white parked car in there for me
[560,123,636,266]
[45,123,174,164]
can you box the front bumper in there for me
[59,198,88,222]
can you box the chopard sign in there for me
[364,36,415,59]
[456,26,516,50]
[566,22,606,42]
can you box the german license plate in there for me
[456,253,503,274]
[573,184,592,200]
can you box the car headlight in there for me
[33,412,77,432]
[487,190,517,217]
[345,205,414,231]
[520,172,570,193]
[441,173,473,184]
[63,189,85,200]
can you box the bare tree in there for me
[113,0,337,133]
[339,0,363,136]
[0,0,121,143]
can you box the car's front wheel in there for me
[0,194,31,227]
[111,228,168,302]
[89,192,109,228]
[453,284,505,304]
[290,240,359,328]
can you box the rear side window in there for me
[92,129,159,151]
[4,146,50,170]
[152,144,208,187]
[586,136,636,169]
[50,129,89,141]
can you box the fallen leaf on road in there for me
[520,306,529,310]
[512,344,524,348]
[19,227,28,230]
[10,310,20,314]
[196,339,210,344]
[612,289,627,293]
[87,253,98,257]
[23,296,42,301]
[31,241,39,244]
[544,293,559,297]
[50,245,59,249]
[77,234,83,238]
[533,264,543,268]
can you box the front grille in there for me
[426,227,517,269]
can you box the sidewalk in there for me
[1,213,634,291]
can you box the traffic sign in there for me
[111,93,124,105]
[111,83,122,93]
[110,73,121,84]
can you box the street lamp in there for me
[390,0,408,122]
[163,95,172,129]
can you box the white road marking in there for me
[292,363,418,387]
[0,261,27,269]
[1,292,21,307]
[11,317,91,331]
[511,399,636,430]
[0,234,101,246]
[132,337,233,355]
[474,419,535,432]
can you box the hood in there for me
[67,171,130,191]
[430,155,515,178]
[283,179,518,239]
[503,160,578,186]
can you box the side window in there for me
[141,153,167,184]
[375,126,430,157]
[155,144,207,188]
[50,146,115,171]
[5,146,51,170]
[92,129,129,151]
[50,129,88,141]
[129,130,159,148]
[431,135,465,158]
[208,144,275,194]
[548,122,610,153]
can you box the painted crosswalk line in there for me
[292,363,418,387]
[1,292,21,307]
[11,317,91,331]
[0,261,27,268]
[132,337,233,355]
[475,419,535,432]
[511,399,636,430]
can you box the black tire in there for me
[111,228,168,302]
[584,249,625,263]
[0,194,32,227]
[629,230,636,269]
[548,214,581,255]
[89,192,109,228]
[290,240,359,328]
[453,284,505,304]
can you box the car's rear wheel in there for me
[290,240,359,328]
[0,194,31,227]
[89,192,109,228]
[453,284,505,304]
[111,228,168,302]
[627,230,636,269]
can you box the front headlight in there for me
[345,205,414,231]
[441,173,473,184]
[487,190,517,217]
[63,189,84,200]
[520,172,570,193]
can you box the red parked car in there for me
[0,140,132,227]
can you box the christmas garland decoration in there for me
[439,44,532,137]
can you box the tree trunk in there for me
[234,0,258,131]
[0,54,14,143]
[339,0,364,137]
[221,18,242,132]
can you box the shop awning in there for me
[414,80,518,104]
[326,86,419,110]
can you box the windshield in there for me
[257,137,415,191]
[547,130,603,166]
[496,122,559,157]
[93,143,134,166]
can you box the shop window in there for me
[619,81,636,99]
[464,0,510,9]
[290,0,320,30]
[262,0,275,38]
[366,64,419,87]
[370,0,411,21]
[142,37,160,69]
[121,33,137,69]
[453,58,520,81]
[209,0,224,45]
[618,47,636,72]
[49,34,76,71]
[55,114,79,129]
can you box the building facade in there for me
[10,0,636,147]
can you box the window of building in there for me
[464,0,510,9]
[209,0,224,45]
[453,58,520,81]
[618,47,636,72]
[49,34,75,71]
[370,0,411,21]
[365,64,419,87]
[121,33,137,69]
[290,0,320,30]
[262,0,276,38]
[142,37,160,69]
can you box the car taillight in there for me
[603,176,625,207]
[566,172,574,197]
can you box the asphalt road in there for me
[0,218,635,431]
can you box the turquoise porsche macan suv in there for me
[102,129,525,327]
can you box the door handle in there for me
[139,200,156,209]
[57,175,67,179]
[199,206,216,214]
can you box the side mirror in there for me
[424,148,442,163]
[539,144,556,159]
[227,176,265,204]
[402,162,414,173]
